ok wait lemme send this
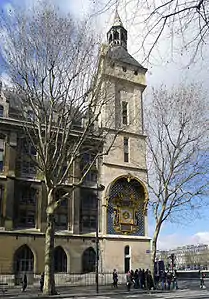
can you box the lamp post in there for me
[95,183,105,294]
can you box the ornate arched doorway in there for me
[82,247,96,273]
[13,245,34,285]
[54,246,67,273]
[107,174,148,236]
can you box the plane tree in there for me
[144,84,209,270]
[0,3,117,295]
[94,0,209,62]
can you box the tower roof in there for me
[112,9,124,27]
[107,45,145,69]
[107,9,127,50]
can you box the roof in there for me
[112,9,124,27]
[107,45,145,70]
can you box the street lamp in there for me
[95,183,105,294]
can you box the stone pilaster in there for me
[4,178,14,230]
[39,183,47,232]
[6,132,17,176]
[72,188,80,234]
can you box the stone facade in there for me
[157,244,209,270]
[0,11,151,279]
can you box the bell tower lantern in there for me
[107,10,127,50]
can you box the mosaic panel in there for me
[107,177,145,236]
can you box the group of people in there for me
[112,268,179,291]
[21,272,44,292]
[126,269,155,291]
[155,269,178,290]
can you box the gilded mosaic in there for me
[107,176,145,236]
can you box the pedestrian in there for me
[40,272,44,292]
[166,270,172,290]
[134,269,139,288]
[21,273,27,292]
[147,270,154,290]
[141,269,145,289]
[199,271,206,289]
[161,270,166,290]
[138,268,142,288]
[112,269,118,288]
[126,270,132,291]
[173,270,178,290]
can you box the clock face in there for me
[123,211,130,219]
[120,208,134,224]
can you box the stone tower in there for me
[98,11,151,272]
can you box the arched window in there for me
[82,247,96,273]
[124,245,130,273]
[108,34,113,43]
[0,137,4,172]
[0,105,4,117]
[54,246,67,273]
[121,33,126,42]
[114,31,119,40]
[14,245,34,272]
[125,245,130,255]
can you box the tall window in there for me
[124,245,131,273]
[0,139,4,172]
[17,140,36,178]
[80,191,97,233]
[0,105,4,117]
[80,152,97,183]
[54,189,68,229]
[17,187,36,228]
[122,101,128,125]
[54,246,67,273]
[54,214,68,229]
[82,247,96,273]
[14,245,34,273]
[124,137,129,162]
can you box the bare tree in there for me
[144,84,209,272]
[183,248,209,269]
[197,248,209,269]
[0,4,118,295]
[93,0,209,63]
[184,251,196,269]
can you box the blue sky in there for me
[0,0,209,250]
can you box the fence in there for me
[0,272,127,287]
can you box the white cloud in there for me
[1,72,13,88]
[2,2,15,15]
[158,231,209,250]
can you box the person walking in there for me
[134,269,139,288]
[112,269,118,288]
[147,270,154,290]
[161,270,166,290]
[141,269,146,289]
[199,271,206,289]
[21,273,27,292]
[126,270,132,291]
[166,270,172,290]
[173,270,178,290]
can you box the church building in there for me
[0,11,151,282]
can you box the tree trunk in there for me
[43,212,56,295]
[151,224,161,279]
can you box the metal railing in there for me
[0,272,127,287]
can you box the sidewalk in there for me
[0,284,175,298]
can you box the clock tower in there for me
[98,10,151,272]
